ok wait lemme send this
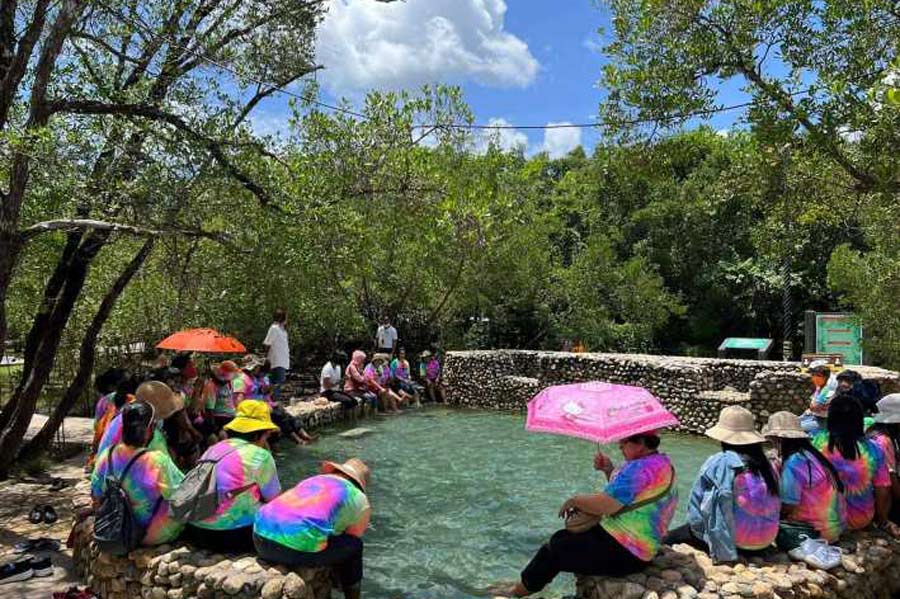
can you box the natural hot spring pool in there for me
[272,407,717,599]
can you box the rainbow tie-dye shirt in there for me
[390,359,410,381]
[96,412,168,458]
[254,474,371,553]
[600,453,678,561]
[191,438,281,530]
[812,432,890,530]
[732,469,781,550]
[869,431,897,474]
[90,444,185,545]
[779,450,847,542]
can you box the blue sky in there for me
[251,0,750,156]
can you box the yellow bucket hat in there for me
[224,400,280,434]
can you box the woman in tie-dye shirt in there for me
[254,458,371,599]
[811,393,897,534]
[870,394,900,524]
[91,402,185,546]
[493,432,677,597]
[666,406,780,562]
[764,411,847,543]
[183,400,282,554]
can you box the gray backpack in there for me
[171,446,253,522]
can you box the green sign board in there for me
[815,314,863,365]
[721,338,771,350]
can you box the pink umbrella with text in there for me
[525,381,679,443]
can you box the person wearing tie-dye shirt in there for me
[666,406,780,562]
[870,394,900,524]
[764,411,848,543]
[96,380,181,459]
[254,458,371,599]
[493,432,676,597]
[184,400,282,554]
[91,402,185,546]
[811,392,899,535]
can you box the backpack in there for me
[93,445,151,556]
[170,445,251,522]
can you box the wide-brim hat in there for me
[763,411,807,439]
[372,353,390,363]
[875,394,900,424]
[420,350,432,358]
[135,381,184,420]
[224,399,280,434]
[241,354,264,371]
[322,458,370,492]
[705,405,766,445]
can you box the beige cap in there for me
[763,411,807,439]
[705,405,766,445]
[322,458,370,492]
[135,381,184,420]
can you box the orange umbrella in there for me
[156,328,246,354]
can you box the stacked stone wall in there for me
[443,350,900,432]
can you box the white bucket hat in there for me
[705,405,766,445]
[763,411,807,439]
[875,394,900,424]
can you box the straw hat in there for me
[705,405,766,445]
[322,458,370,492]
[135,381,184,420]
[875,394,900,424]
[241,354,264,371]
[224,400,280,435]
[372,353,390,364]
[763,411,807,439]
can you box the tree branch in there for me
[20,218,234,246]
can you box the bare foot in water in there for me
[485,581,528,597]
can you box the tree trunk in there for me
[20,239,154,460]
[0,229,24,429]
[0,231,107,477]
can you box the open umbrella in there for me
[156,328,246,354]
[525,381,678,443]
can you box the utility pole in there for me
[778,145,793,362]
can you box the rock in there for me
[642,592,659,599]
[283,572,307,599]
[149,588,166,599]
[621,582,646,599]
[260,577,284,599]
[222,575,246,595]
[660,569,683,583]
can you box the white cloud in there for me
[473,118,528,153]
[541,123,582,158]
[316,0,539,95]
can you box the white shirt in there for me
[320,362,342,393]
[263,323,290,370]
[376,325,398,350]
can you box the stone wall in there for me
[70,481,333,599]
[577,532,900,599]
[443,351,900,433]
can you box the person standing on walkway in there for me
[375,316,397,356]
[263,308,290,401]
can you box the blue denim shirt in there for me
[688,451,746,562]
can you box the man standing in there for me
[375,316,398,356]
[263,308,290,400]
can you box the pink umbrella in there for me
[526,381,679,443]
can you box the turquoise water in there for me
[273,408,716,599]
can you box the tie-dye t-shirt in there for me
[192,438,281,530]
[869,431,897,474]
[779,450,847,542]
[254,474,370,553]
[90,443,184,545]
[732,468,781,550]
[812,432,890,530]
[390,359,410,381]
[94,393,114,423]
[96,412,168,458]
[203,379,235,416]
[601,453,678,561]
[425,358,441,381]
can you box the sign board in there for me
[815,314,863,366]
[800,353,845,371]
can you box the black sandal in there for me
[28,506,43,524]
[42,506,58,524]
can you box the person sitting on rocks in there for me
[419,349,445,404]
[321,350,360,418]
[87,373,139,471]
[364,353,402,414]
[253,458,371,599]
[91,401,185,546]
[868,394,900,524]
[764,411,847,544]
[666,406,780,563]
[390,347,421,406]
[491,431,677,597]
[183,400,282,554]
[812,392,900,535]
[96,381,178,459]
[800,361,837,433]
[344,350,377,417]
[201,361,240,440]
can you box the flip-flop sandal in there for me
[28,506,44,524]
[42,506,58,524]
[14,537,61,554]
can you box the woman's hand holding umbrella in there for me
[593,450,614,478]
